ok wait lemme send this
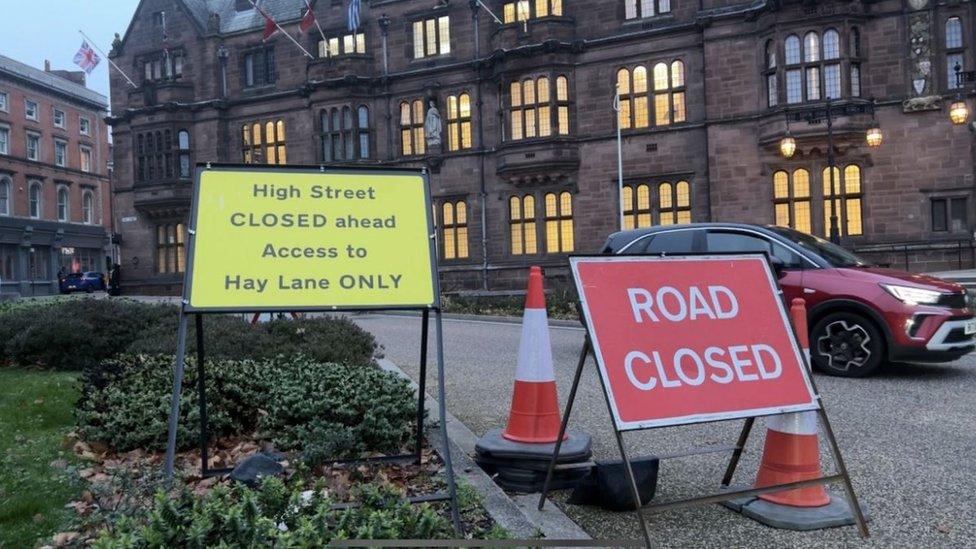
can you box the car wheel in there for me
[810,312,884,377]
[85,285,94,294]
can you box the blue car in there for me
[59,272,106,294]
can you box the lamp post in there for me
[613,84,625,231]
[779,99,883,244]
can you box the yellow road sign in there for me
[185,166,436,310]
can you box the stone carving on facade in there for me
[908,0,928,11]
[425,100,442,148]
[903,95,943,112]
[908,11,932,96]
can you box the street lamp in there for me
[779,99,881,244]
[949,64,976,125]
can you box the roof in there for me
[181,0,308,34]
[0,54,107,108]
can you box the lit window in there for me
[659,181,691,225]
[156,223,186,274]
[241,120,286,164]
[446,93,473,151]
[439,201,469,259]
[617,66,649,129]
[622,184,652,229]
[652,61,685,125]
[400,100,426,156]
[503,0,561,22]
[509,195,538,255]
[822,164,863,237]
[319,32,366,57]
[772,169,812,234]
[413,16,450,59]
[509,76,570,140]
[544,191,574,253]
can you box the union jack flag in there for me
[73,41,100,74]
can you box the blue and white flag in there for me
[348,0,361,31]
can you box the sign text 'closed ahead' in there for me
[186,167,436,310]
[571,255,818,430]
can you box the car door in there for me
[704,229,806,304]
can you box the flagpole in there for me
[475,0,504,24]
[78,30,138,89]
[305,0,328,44]
[248,0,315,59]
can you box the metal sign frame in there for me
[163,163,459,531]
[537,254,868,547]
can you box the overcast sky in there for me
[0,1,140,104]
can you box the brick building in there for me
[108,0,976,294]
[0,55,113,297]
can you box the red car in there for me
[603,223,975,377]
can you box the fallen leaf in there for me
[34,398,44,405]
[51,531,79,546]
[33,513,44,524]
[50,459,68,469]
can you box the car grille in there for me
[937,293,968,309]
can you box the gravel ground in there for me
[351,313,976,548]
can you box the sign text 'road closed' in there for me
[186,168,435,310]
[571,255,818,430]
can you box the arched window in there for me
[439,201,469,259]
[785,35,801,65]
[823,30,840,60]
[242,120,286,164]
[341,107,354,160]
[947,17,965,89]
[804,32,820,62]
[772,169,811,234]
[622,184,652,229]
[659,181,691,225]
[651,61,686,125]
[823,165,863,237]
[616,66,649,129]
[850,27,861,58]
[509,195,537,255]
[0,177,10,216]
[544,191,574,253]
[28,181,41,219]
[82,190,94,224]
[400,100,426,156]
[766,40,777,69]
[509,75,570,140]
[447,93,473,151]
[765,41,779,107]
[57,186,69,222]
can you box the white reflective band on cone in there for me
[765,410,819,435]
[514,308,555,382]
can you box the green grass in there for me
[0,370,81,548]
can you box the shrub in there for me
[259,360,417,458]
[76,355,416,454]
[90,478,452,547]
[441,287,580,320]
[0,298,378,370]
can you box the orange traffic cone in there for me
[754,298,830,507]
[502,266,564,444]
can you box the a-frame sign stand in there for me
[161,163,461,532]
[537,255,869,548]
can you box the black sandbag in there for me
[568,456,659,511]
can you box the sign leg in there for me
[612,429,652,548]
[721,417,755,486]
[538,337,590,511]
[434,310,462,532]
[195,314,210,476]
[164,312,190,480]
[817,407,870,539]
[415,309,430,462]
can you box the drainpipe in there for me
[470,0,489,290]
[379,15,394,162]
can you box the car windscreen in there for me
[65,273,83,279]
[767,226,871,268]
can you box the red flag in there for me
[257,5,278,41]
[299,4,316,33]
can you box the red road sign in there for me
[571,255,818,430]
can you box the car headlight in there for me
[880,284,944,306]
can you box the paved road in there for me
[350,312,976,547]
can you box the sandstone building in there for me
[0,55,113,296]
[108,0,976,294]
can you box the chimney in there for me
[235,0,252,11]
[44,59,51,72]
